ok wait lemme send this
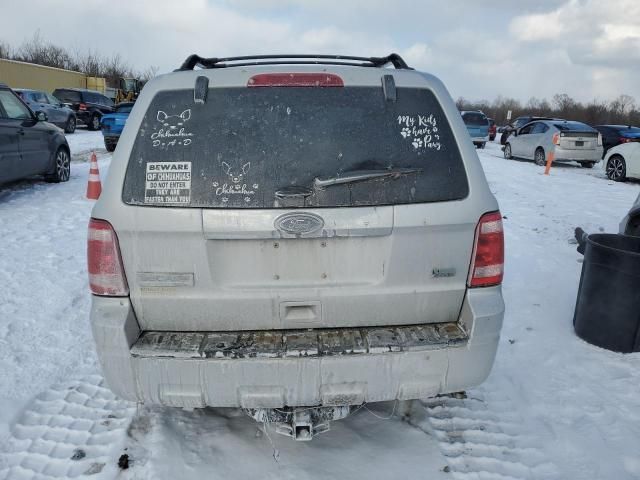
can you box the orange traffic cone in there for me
[86,151,102,200]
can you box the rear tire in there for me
[44,147,70,183]
[479,142,486,149]
[104,139,116,152]
[606,155,626,181]
[88,114,101,131]
[580,161,595,169]
[534,148,546,166]
[64,116,76,134]
[504,143,512,159]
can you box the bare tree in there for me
[609,94,635,122]
[139,65,159,83]
[552,93,577,113]
[0,40,11,59]
[2,33,159,88]
[14,31,73,70]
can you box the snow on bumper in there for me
[90,287,504,408]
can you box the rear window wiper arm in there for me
[314,168,422,188]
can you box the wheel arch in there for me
[46,140,70,175]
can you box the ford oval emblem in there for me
[275,212,324,236]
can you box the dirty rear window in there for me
[53,89,81,103]
[462,112,488,126]
[122,86,468,208]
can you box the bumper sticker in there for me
[398,114,442,151]
[144,161,191,204]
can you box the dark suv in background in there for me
[14,89,77,133]
[594,125,640,157]
[52,88,114,131]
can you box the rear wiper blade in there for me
[314,168,422,188]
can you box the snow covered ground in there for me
[0,131,639,479]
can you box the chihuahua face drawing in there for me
[222,161,250,184]
[157,109,191,130]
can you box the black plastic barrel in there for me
[573,233,640,353]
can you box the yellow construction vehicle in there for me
[115,77,141,104]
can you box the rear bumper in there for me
[76,111,92,124]
[554,146,602,162]
[90,286,504,408]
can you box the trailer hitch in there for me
[248,406,351,441]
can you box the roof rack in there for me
[177,54,413,71]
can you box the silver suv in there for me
[88,54,505,440]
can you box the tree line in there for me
[0,32,158,88]
[456,92,639,127]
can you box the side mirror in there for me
[36,111,48,122]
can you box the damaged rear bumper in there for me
[90,287,504,408]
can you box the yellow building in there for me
[0,58,106,93]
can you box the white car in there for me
[604,142,640,182]
[504,120,603,168]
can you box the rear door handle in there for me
[17,128,25,135]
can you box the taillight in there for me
[79,103,87,111]
[88,218,129,296]
[619,137,631,144]
[468,212,504,288]
[552,133,561,145]
[247,73,344,87]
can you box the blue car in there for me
[461,111,490,149]
[100,102,134,152]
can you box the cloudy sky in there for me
[2,0,639,103]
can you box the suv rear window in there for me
[122,86,468,208]
[53,89,81,103]
[462,112,487,126]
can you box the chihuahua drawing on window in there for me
[156,109,191,130]
[221,162,250,184]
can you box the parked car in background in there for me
[0,83,70,185]
[100,102,134,152]
[488,118,496,141]
[594,125,640,157]
[14,89,77,134]
[88,54,505,441]
[603,142,640,182]
[500,116,554,145]
[504,120,602,168]
[461,110,490,148]
[52,88,114,131]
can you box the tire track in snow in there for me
[412,391,560,480]
[0,375,135,479]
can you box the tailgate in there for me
[119,204,474,331]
